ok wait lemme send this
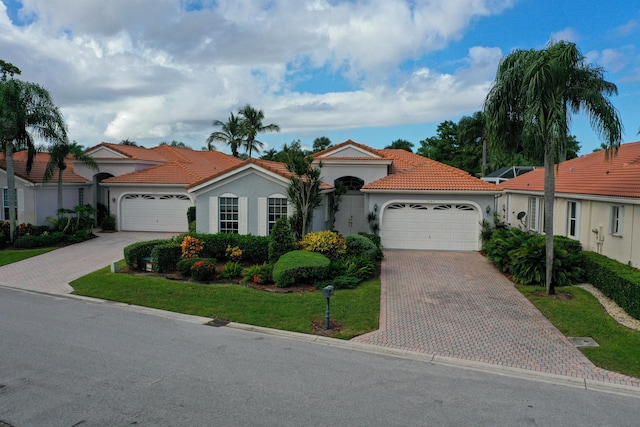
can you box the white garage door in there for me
[121,194,192,232]
[381,203,480,250]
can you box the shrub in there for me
[188,233,269,264]
[357,232,381,249]
[177,257,211,277]
[190,259,217,282]
[188,220,196,233]
[485,228,530,272]
[151,242,182,273]
[584,252,640,319]
[100,214,116,231]
[0,235,6,249]
[181,236,204,259]
[220,261,243,279]
[346,234,381,260]
[226,245,243,262]
[187,206,196,223]
[272,250,330,288]
[242,263,274,284]
[123,239,170,270]
[13,231,66,248]
[315,275,361,290]
[300,230,346,259]
[268,216,295,263]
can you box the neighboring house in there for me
[0,151,92,226]
[74,143,243,232]
[498,141,640,267]
[187,158,333,236]
[313,140,500,251]
[481,166,539,185]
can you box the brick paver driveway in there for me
[353,250,640,386]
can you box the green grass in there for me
[518,285,640,378]
[0,247,56,266]
[71,265,380,339]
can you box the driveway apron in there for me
[352,250,640,386]
[0,231,176,294]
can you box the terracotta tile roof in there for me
[0,152,89,184]
[85,142,167,162]
[187,157,333,191]
[314,139,384,159]
[498,141,640,198]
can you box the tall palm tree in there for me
[484,40,622,295]
[207,112,244,157]
[44,140,99,213]
[237,104,280,158]
[0,61,67,242]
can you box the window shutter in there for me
[17,189,24,223]
[238,197,248,234]
[209,197,218,233]
[258,197,267,236]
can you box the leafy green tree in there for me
[238,104,280,158]
[385,139,414,152]
[259,148,279,161]
[484,40,622,295]
[286,148,323,239]
[312,136,332,153]
[207,112,244,156]
[160,140,191,149]
[44,140,99,213]
[0,60,67,242]
[119,139,138,146]
[417,120,459,163]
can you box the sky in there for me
[0,0,638,157]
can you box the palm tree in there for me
[207,112,244,156]
[237,104,280,158]
[44,140,99,213]
[0,61,67,242]
[484,40,622,295]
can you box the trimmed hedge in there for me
[272,250,330,288]
[188,233,269,264]
[151,242,182,273]
[346,233,381,260]
[268,217,295,263]
[123,239,171,270]
[584,251,640,320]
[357,232,381,249]
[13,231,67,248]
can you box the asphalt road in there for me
[1,286,639,427]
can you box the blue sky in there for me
[0,0,638,157]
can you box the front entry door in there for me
[334,193,366,235]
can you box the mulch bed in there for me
[311,319,344,336]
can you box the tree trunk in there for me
[57,167,64,213]
[6,141,17,242]
[544,144,556,295]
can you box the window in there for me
[610,205,623,236]
[2,188,17,221]
[78,188,84,206]
[566,201,579,239]
[528,197,544,232]
[268,197,288,234]
[219,197,239,233]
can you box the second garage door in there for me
[121,194,192,232]
[381,203,480,250]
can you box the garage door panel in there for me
[121,194,191,232]
[381,203,480,251]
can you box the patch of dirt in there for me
[532,291,575,300]
[311,319,344,336]
[246,282,317,294]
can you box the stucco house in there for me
[498,141,640,267]
[0,151,92,226]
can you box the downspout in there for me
[629,205,635,266]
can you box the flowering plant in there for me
[226,245,243,262]
[300,230,346,259]
[181,236,204,259]
[190,259,216,281]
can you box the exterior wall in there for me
[504,191,640,268]
[319,163,388,188]
[74,162,150,180]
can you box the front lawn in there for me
[0,247,56,266]
[518,285,640,378]
[71,265,380,339]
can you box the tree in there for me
[0,60,68,242]
[238,104,280,158]
[207,113,244,156]
[119,139,138,146]
[457,112,486,175]
[312,136,332,153]
[417,120,459,163]
[385,139,414,152]
[285,147,323,239]
[44,140,99,213]
[160,140,191,149]
[484,40,622,295]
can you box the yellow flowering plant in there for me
[181,236,204,259]
[299,230,346,259]
[226,245,243,262]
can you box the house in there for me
[313,140,500,251]
[481,166,539,185]
[498,141,640,267]
[0,151,92,226]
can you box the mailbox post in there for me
[322,285,335,330]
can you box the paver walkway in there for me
[0,231,175,294]
[352,250,640,387]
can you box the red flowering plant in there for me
[190,259,216,282]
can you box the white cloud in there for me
[550,27,579,43]
[1,0,513,147]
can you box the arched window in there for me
[335,176,364,191]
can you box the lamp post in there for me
[322,285,335,330]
